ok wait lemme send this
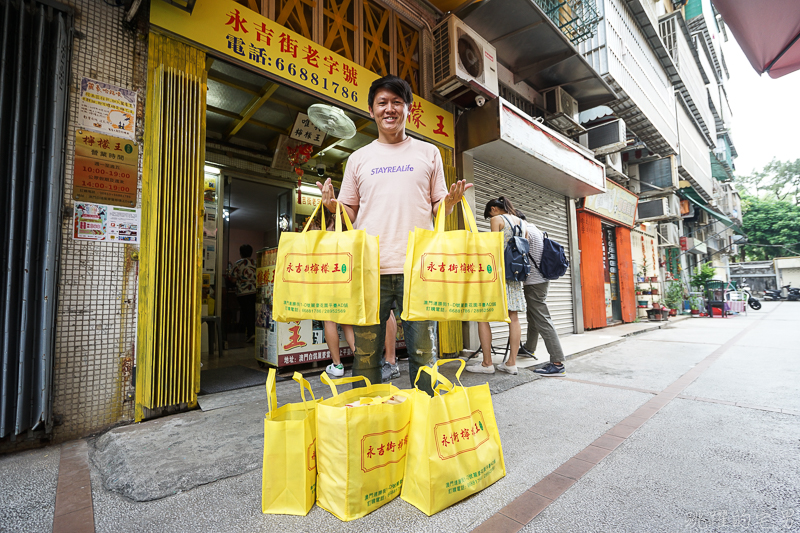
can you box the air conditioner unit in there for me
[637,197,671,222]
[541,87,583,135]
[603,152,623,175]
[585,118,627,155]
[729,243,739,256]
[433,15,498,107]
[668,194,681,218]
[542,87,578,121]
[627,163,640,193]
[658,222,680,247]
[638,155,679,196]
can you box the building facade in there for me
[1,0,747,446]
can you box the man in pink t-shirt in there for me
[317,75,471,393]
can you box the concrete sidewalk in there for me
[486,314,692,370]
[11,310,792,533]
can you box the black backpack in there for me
[502,216,531,282]
[529,232,569,280]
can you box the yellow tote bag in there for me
[262,369,321,516]
[401,359,506,516]
[402,198,509,323]
[316,374,412,521]
[273,201,380,325]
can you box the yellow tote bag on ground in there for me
[262,370,321,516]
[402,198,509,323]
[401,359,506,516]
[316,374,412,521]
[273,201,379,325]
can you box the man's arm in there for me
[317,177,359,223]
[433,179,474,216]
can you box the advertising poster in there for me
[73,203,108,241]
[73,202,141,243]
[79,78,137,140]
[73,130,139,207]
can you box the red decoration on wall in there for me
[286,143,313,177]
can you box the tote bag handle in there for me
[266,369,318,419]
[301,200,355,234]
[414,358,467,396]
[435,197,478,234]
[320,372,372,397]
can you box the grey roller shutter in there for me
[0,1,72,438]
[472,160,574,350]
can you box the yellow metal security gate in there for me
[437,146,463,356]
[136,34,206,421]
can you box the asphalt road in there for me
[1,301,798,533]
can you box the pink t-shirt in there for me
[338,137,448,275]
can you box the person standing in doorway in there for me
[522,220,567,376]
[466,197,525,375]
[317,75,471,394]
[230,244,257,343]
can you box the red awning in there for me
[713,0,800,79]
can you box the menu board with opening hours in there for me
[73,130,139,207]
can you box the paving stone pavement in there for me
[1,302,798,533]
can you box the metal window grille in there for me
[536,0,600,46]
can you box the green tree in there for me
[736,158,800,205]
[740,195,800,260]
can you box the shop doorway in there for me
[602,225,623,325]
[198,56,379,394]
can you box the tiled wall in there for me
[52,0,145,441]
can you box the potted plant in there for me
[647,305,663,321]
[690,296,701,316]
[664,281,685,317]
[690,262,716,293]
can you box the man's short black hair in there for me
[368,75,413,109]
[240,244,253,258]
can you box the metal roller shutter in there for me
[472,160,575,348]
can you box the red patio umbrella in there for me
[712,0,800,79]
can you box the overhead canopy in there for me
[712,0,800,79]
[446,0,616,109]
[683,193,745,235]
[458,97,607,199]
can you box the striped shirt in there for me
[524,222,547,285]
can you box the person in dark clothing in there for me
[230,244,257,343]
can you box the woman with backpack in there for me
[466,197,526,375]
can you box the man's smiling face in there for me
[369,88,409,138]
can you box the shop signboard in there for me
[582,179,638,228]
[150,0,455,148]
[78,78,137,140]
[73,202,141,243]
[290,113,326,146]
[73,130,139,207]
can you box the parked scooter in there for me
[743,289,761,310]
[737,285,761,310]
[763,284,800,301]
[788,286,800,301]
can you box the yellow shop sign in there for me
[151,0,455,148]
